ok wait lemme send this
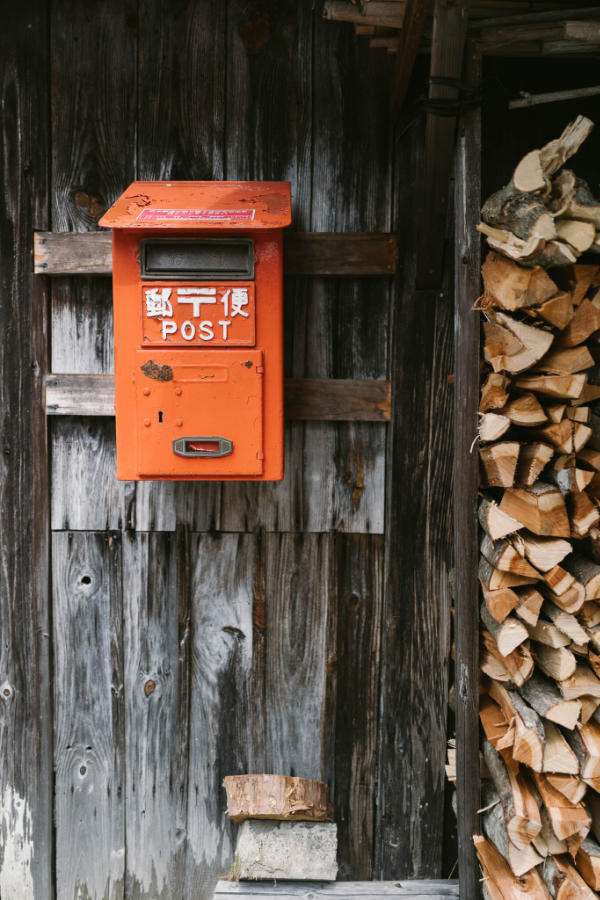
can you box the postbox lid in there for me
[99,181,291,230]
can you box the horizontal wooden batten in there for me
[34,231,397,276]
[213,881,459,897]
[45,374,391,421]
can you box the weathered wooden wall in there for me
[0,2,455,897]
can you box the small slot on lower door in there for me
[172,436,233,458]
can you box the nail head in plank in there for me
[45,374,391,422]
[34,231,397,276]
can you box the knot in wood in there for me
[144,679,156,697]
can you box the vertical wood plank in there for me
[333,535,384,880]
[122,530,190,898]
[376,114,454,877]
[0,3,52,895]
[453,41,481,900]
[185,533,255,899]
[50,0,139,533]
[53,531,125,899]
[262,533,335,778]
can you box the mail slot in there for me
[99,181,291,481]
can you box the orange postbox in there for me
[99,181,291,481]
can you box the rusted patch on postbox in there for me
[141,360,173,382]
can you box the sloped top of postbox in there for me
[99,181,291,230]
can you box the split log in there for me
[536,292,574,330]
[569,264,600,305]
[515,586,544,627]
[519,670,581,730]
[535,345,595,375]
[223,774,333,823]
[499,392,547,426]
[546,403,567,424]
[580,602,600,628]
[564,557,600,601]
[481,582,521,624]
[541,853,597,900]
[479,412,511,442]
[481,252,558,311]
[543,600,588,642]
[479,498,523,541]
[556,174,600,230]
[484,311,554,375]
[481,535,540,578]
[488,681,544,772]
[532,642,577,683]
[578,449,600,471]
[482,740,542,848]
[516,443,554,487]
[555,219,596,254]
[565,722,600,779]
[481,602,529,658]
[473,834,551,899]
[539,116,595,180]
[532,773,591,841]
[533,805,568,858]
[545,775,586,804]
[566,407,591,425]
[540,566,574,597]
[559,298,600,348]
[542,723,580,776]
[576,837,600,891]
[559,665,600,701]
[569,492,600,537]
[515,373,586,400]
[512,533,572,573]
[524,619,570,649]
[479,557,537,591]
[482,630,534,688]
[481,783,544,877]
[480,372,511,411]
[534,420,592,454]
[480,442,521,487]
[481,191,556,244]
[498,484,571,538]
[542,583,584,617]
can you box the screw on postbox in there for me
[99,182,291,481]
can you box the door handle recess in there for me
[172,436,233,458]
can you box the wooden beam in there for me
[323,1,407,29]
[509,84,600,110]
[44,374,392,422]
[0,1,53,894]
[212,881,459,897]
[453,39,482,900]
[390,0,432,119]
[33,231,397,277]
[416,0,469,289]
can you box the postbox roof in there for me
[99,181,292,230]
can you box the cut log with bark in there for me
[479,556,538,591]
[480,442,521,487]
[481,535,540,579]
[481,602,529,658]
[515,586,544,627]
[576,837,600,891]
[481,783,544,877]
[533,642,577,683]
[518,670,580,730]
[223,774,333,823]
[481,582,521,624]
[512,533,572,573]
[564,556,600,601]
[500,392,547,426]
[484,312,554,374]
[481,252,558,311]
[482,740,542,848]
[479,498,523,541]
[474,834,551,899]
[499,484,571,538]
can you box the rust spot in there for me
[89,201,104,219]
[346,452,364,510]
[241,10,270,52]
[144,679,155,697]
[141,360,173,382]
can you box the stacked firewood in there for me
[474,121,600,897]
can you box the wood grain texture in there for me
[333,535,384,880]
[122,531,190,898]
[0,3,52,896]
[52,532,125,899]
[186,533,255,899]
[376,117,454,878]
[45,373,391,421]
[34,231,397,276]
[452,42,482,900]
[213,882,459,897]
[214,879,459,900]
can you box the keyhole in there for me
[158,411,163,423]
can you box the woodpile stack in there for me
[474,118,600,897]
